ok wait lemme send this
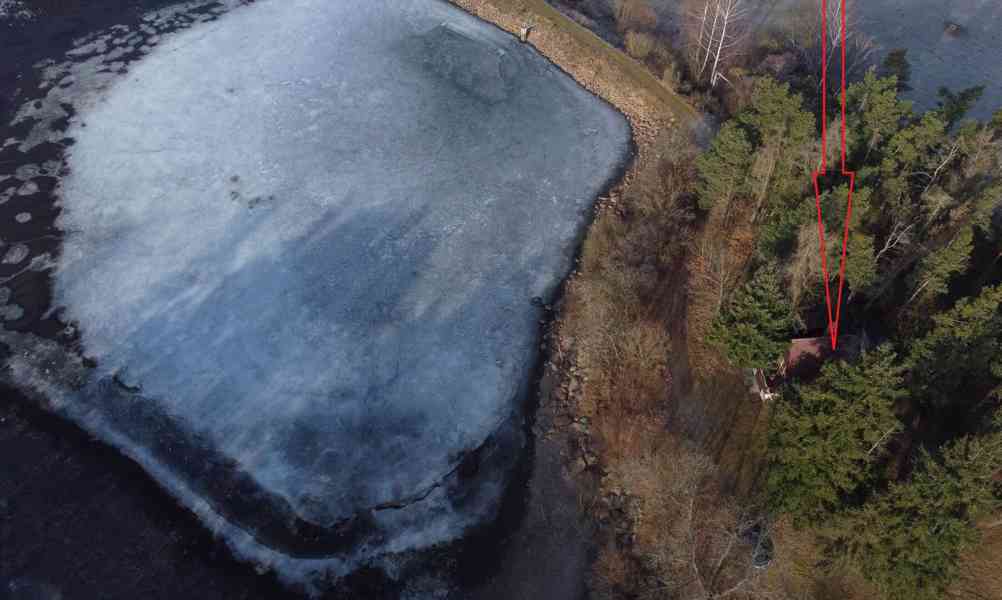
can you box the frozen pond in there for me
[1,0,629,585]
[858,0,1002,121]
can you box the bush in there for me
[624,31,655,59]
[613,0,656,33]
[660,61,680,91]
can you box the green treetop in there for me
[907,226,974,305]
[707,265,794,369]
[695,121,753,211]
[739,78,815,204]
[767,345,905,524]
[907,284,1002,407]
[847,71,912,159]
[936,85,985,130]
[835,417,1002,600]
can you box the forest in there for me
[693,8,1002,600]
[704,69,1002,600]
[549,1,1002,599]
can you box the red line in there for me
[820,0,827,172]
[814,176,833,339]
[840,0,848,172]
[814,0,855,350]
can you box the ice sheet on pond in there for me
[856,0,1002,122]
[3,0,631,585]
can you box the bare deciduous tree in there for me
[612,441,771,600]
[873,220,913,264]
[683,0,754,87]
[784,0,875,96]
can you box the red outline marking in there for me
[811,0,855,350]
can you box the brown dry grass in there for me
[607,436,769,600]
[558,130,716,597]
[686,197,758,380]
[948,521,1002,600]
[564,130,695,458]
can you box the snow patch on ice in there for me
[0,0,33,20]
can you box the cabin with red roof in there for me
[750,333,867,401]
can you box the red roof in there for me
[786,337,830,365]
[781,335,862,380]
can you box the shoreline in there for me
[444,0,700,596]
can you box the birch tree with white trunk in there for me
[684,0,753,87]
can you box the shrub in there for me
[613,0,656,33]
[660,61,680,91]
[624,31,655,60]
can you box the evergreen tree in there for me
[880,112,948,182]
[936,85,986,130]
[767,346,905,524]
[707,265,793,369]
[847,71,912,159]
[876,113,949,235]
[907,227,973,304]
[738,78,815,204]
[907,284,1002,407]
[878,48,912,93]
[835,418,1002,600]
[695,121,753,211]
[738,78,814,150]
[844,231,878,297]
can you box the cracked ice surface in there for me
[42,0,629,581]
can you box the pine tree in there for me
[835,418,1002,600]
[695,121,753,211]
[738,78,815,204]
[738,78,814,150]
[907,284,1002,407]
[844,231,878,298]
[936,85,986,130]
[767,345,905,524]
[878,48,912,93]
[706,265,793,369]
[880,112,948,182]
[847,71,912,159]
[907,226,973,304]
